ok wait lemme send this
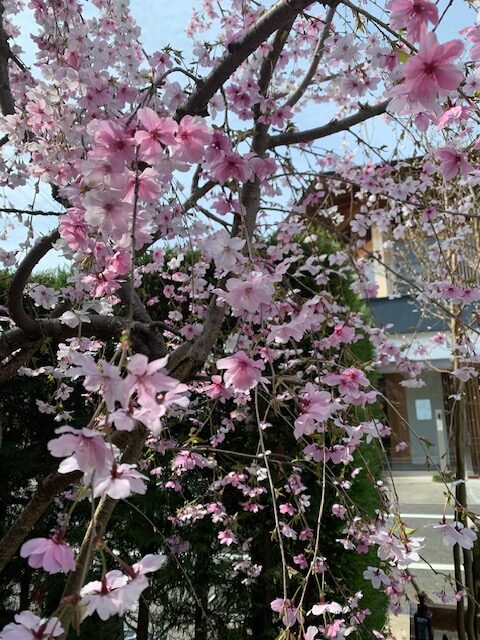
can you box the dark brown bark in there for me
[0,471,81,573]
[175,0,319,120]
[136,597,150,640]
[266,99,390,148]
[250,528,276,639]
[19,566,32,610]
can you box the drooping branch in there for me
[266,99,390,148]
[0,470,82,573]
[58,424,148,626]
[175,0,320,119]
[283,1,338,109]
[340,0,417,52]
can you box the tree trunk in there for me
[250,528,276,640]
[136,597,149,640]
[194,550,209,640]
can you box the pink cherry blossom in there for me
[135,107,177,159]
[270,598,303,628]
[80,570,130,621]
[311,600,343,615]
[323,368,369,395]
[87,119,135,170]
[304,627,319,640]
[47,426,111,476]
[20,533,75,575]
[218,529,237,546]
[0,611,63,640]
[93,463,148,499]
[174,115,211,163]
[123,353,182,406]
[131,553,166,576]
[328,322,356,347]
[121,168,160,203]
[294,383,337,439]
[436,147,472,180]
[208,152,252,184]
[66,353,123,412]
[433,521,477,550]
[363,566,391,589]
[59,208,90,252]
[402,32,463,109]
[204,375,233,402]
[223,272,275,315]
[387,0,438,42]
[28,284,58,309]
[83,189,130,238]
[217,351,265,392]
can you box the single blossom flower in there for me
[135,107,177,159]
[0,611,63,640]
[174,115,211,163]
[435,147,472,180]
[80,570,130,621]
[217,351,266,392]
[311,600,343,615]
[387,0,438,42]
[433,521,477,550]
[363,566,391,589]
[223,271,275,315]
[93,463,148,499]
[218,529,237,546]
[402,32,463,110]
[20,532,76,574]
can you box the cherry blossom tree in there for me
[0,0,479,639]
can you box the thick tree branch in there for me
[168,297,226,381]
[266,99,389,148]
[0,317,155,362]
[0,471,82,573]
[0,342,40,383]
[175,0,319,119]
[240,18,295,239]
[8,230,60,334]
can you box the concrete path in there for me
[383,471,478,639]
[385,471,480,509]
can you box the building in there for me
[307,173,480,473]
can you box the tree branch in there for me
[0,471,82,573]
[7,230,60,334]
[0,207,63,216]
[266,99,389,148]
[58,425,148,618]
[283,1,338,108]
[175,0,319,119]
[240,18,295,238]
[0,342,40,384]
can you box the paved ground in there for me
[384,472,480,639]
